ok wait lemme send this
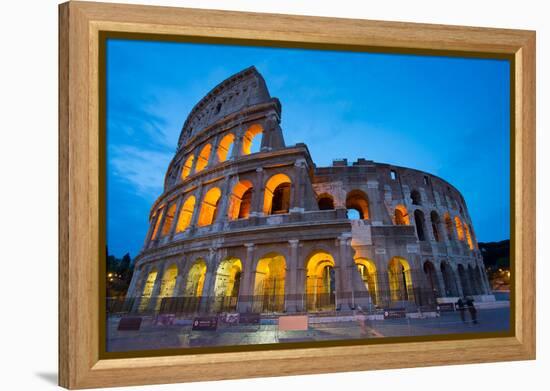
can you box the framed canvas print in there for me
[58,1,536,389]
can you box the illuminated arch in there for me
[388,257,414,302]
[184,259,207,297]
[198,187,222,227]
[139,269,158,311]
[430,211,441,242]
[464,223,474,249]
[159,264,178,299]
[263,173,292,215]
[317,193,335,210]
[242,124,263,155]
[253,253,286,312]
[181,155,194,180]
[213,257,242,312]
[394,204,410,225]
[150,207,165,240]
[454,216,465,241]
[306,251,336,311]
[195,144,212,173]
[176,195,196,232]
[216,133,235,162]
[227,180,253,220]
[346,189,370,220]
[355,258,378,304]
[444,212,454,240]
[161,203,177,237]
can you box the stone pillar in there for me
[214,175,232,226]
[231,123,244,159]
[208,134,221,166]
[189,184,204,228]
[125,267,142,299]
[290,160,306,211]
[237,243,256,313]
[451,265,464,298]
[336,234,353,311]
[251,167,265,215]
[285,240,300,312]
[199,249,218,313]
[147,265,165,312]
[168,196,184,239]
[130,264,151,312]
[434,268,447,298]
[154,205,169,243]
[142,214,157,249]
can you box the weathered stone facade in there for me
[127,66,494,314]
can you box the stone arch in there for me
[464,223,474,249]
[138,268,158,311]
[355,258,378,304]
[227,180,253,220]
[181,154,195,180]
[394,204,410,225]
[176,195,196,232]
[388,257,414,302]
[253,252,286,312]
[150,207,165,240]
[305,250,336,311]
[159,263,178,299]
[410,189,422,205]
[317,193,335,210]
[423,260,440,297]
[242,124,263,155]
[213,257,242,312]
[430,211,441,242]
[195,143,212,172]
[414,209,427,241]
[161,202,177,237]
[263,173,292,215]
[440,261,459,297]
[184,259,207,297]
[345,189,370,220]
[455,216,465,241]
[444,212,454,240]
[217,133,235,162]
[457,264,473,296]
[197,187,222,226]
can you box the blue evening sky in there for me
[106,39,510,258]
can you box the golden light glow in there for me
[185,260,207,297]
[464,223,474,249]
[253,253,286,312]
[444,212,454,240]
[454,216,465,241]
[195,144,212,173]
[181,155,194,180]
[306,251,336,311]
[346,189,370,220]
[176,195,196,232]
[216,133,235,162]
[242,124,263,155]
[263,173,292,215]
[139,269,158,311]
[388,256,414,301]
[161,203,177,236]
[394,204,410,225]
[150,208,164,240]
[227,180,253,220]
[159,264,178,298]
[355,258,378,303]
[213,257,242,298]
[197,187,222,226]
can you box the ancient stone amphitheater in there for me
[126,66,494,315]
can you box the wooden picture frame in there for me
[59,1,536,389]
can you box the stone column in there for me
[189,184,204,229]
[142,214,157,249]
[231,123,244,159]
[199,248,218,313]
[285,240,300,312]
[147,265,165,312]
[237,243,256,313]
[290,159,306,211]
[154,205,169,243]
[434,267,447,298]
[251,167,265,215]
[168,196,184,239]
[451,265,464,298]
[208,134,221,166]
[337,235,353,311]
[214,175,232,226]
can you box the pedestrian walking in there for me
[466,297,478,324]
[456,298,466,323]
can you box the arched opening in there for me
[253,253,286,312]
[181,155,194,180]
[306,251,336,311]
[444,212,454,240]
[468,265,480,295]
[216,133,235,162]
[195,144,212,173]
[161,203,177,237]
[410,189,422,205]
[464,223,474,249]
[184,260,207,297]
[227,180,253,220]
[455,216,465,241]
[150,208,164,240]
[317,193,335,210]
[159,264,178,299]
[430,211,441,242]
[394,205,410,225]
[355,258,378,304]
[414,209,426,241]
[197,187,222,227]
[263,173,291,215]
[388,257,414,302]
[176,195,196,232]
[440,261,459,297]
[345,189,370,220]
[139,269,158,311]
[213,257,242,312]
[242,124,263,155]
[457,264,472,296]
[423,261,440,297]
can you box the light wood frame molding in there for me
[59,1,536,389]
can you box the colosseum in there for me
[125,66,495,316]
